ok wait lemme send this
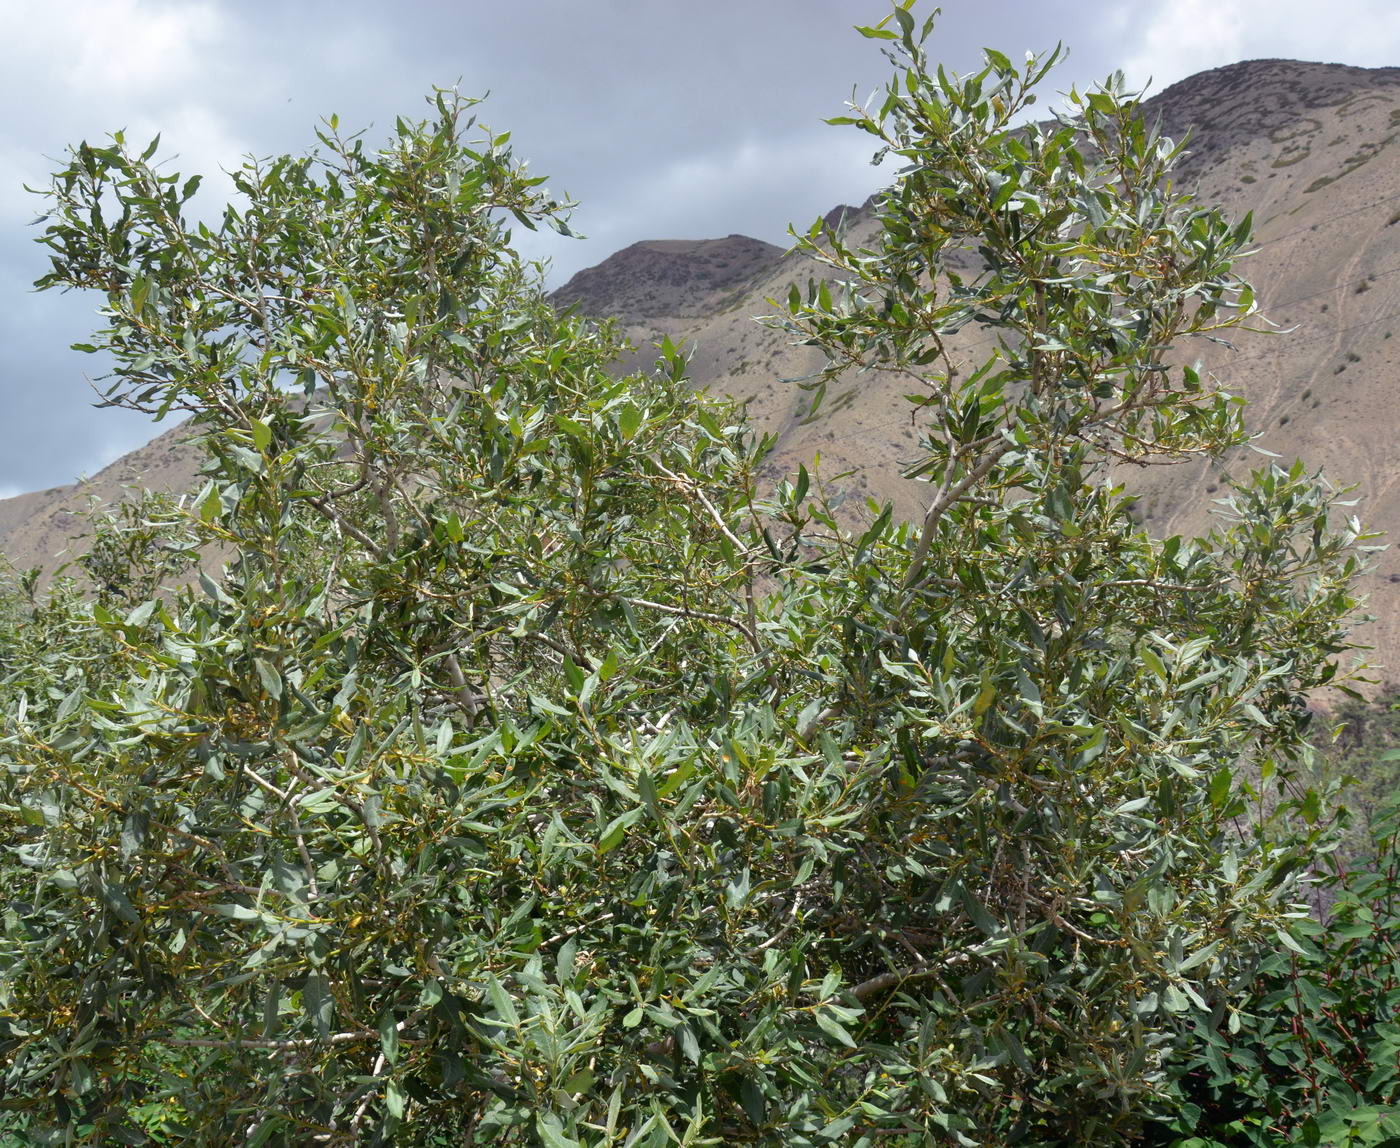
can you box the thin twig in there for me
[652,461,756,558]
[162,1030,375,1050]
[306,496,387,562]
[350,1052,388,1134]
[848,950,976,1003]
[443,652,480,722]
[622,595,758,650]
[901,442,1010,598]
[283,752,382,859]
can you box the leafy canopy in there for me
[0,9,1371,1146]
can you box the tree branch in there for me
[901,442,1010,598]
[622,595,760,652]
[161,1030,375,1051]
[305,495,387,562]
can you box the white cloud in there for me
[0,0,247,226]
[2,0,226,100]
[1120,0,1400,94]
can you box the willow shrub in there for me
[0,7,1372,1145]
[1145,792,1400,1147]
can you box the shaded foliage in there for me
[1315,687,1400,857]
[1148,793,1400,1147]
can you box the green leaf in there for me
[638,769,661,819]
[1177,939,1220,973]
[197,482,222,523]
[212,902,260,920]
[562,655,585,693]
[556,937,578,986]
[597,808,642,855]
[814,1008,857,1048]
[1141,646,1169,682]
[303,973,332,1039]
[618,401,642,441]
[960,884,1000,937]
[556,415,590,443]
[485,975,519,1026]
[120,810,148,859]
[677,1022,700,1063]
[536,1113,580,1148]
[384,1078,405,1120]
[378,1012,400,1065]
[1209,767,1232,810]
[254,657,283,701]
[98,882,140,924]
[972,681,996,717]
[124,600,157,628]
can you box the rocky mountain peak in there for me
[551,233,783,322]
[1142,57,1400,180]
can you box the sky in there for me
[5,0,1400,497]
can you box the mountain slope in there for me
[0,418,200,580]
[550,58,1400,676]
[7,57,1400,672]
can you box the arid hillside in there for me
[551,58,1400,678]
[7,57,1400,671]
